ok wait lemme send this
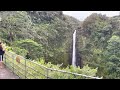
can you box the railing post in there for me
[4,54,6,66]
[74,74,76,79]
[25,59,27,79]
[13,54,14,74]
[46,69,49,79]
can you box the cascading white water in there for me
[72,30,76,67]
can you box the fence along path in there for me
[3,51,102,79]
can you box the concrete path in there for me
[0,67,19,79]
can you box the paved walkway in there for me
[0,66,19,79]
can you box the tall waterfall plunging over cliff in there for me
[72,30,76,67]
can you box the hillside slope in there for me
[0,11,81,67]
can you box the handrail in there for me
[3,51,102,79]
[31,61,102,79]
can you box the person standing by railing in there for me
[0,42,5,68]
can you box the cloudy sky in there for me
[63,11,120,21]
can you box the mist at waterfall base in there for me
[72,30,76,67]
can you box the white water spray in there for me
[72,30,76,67]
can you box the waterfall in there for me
[72,30,76,67]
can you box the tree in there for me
[14,39,44,60]
[103,35,120,78]
[0,11,33,41]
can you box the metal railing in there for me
[3,51,102,79]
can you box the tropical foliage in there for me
[1,11,120,78]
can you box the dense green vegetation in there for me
[80,14,120,78]
[1,11,120,78]
[0,11,81,66]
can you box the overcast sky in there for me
[63,11,120,21]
